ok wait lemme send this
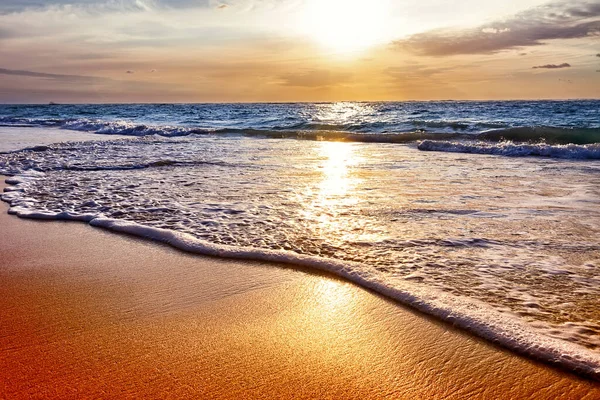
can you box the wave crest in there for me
[1,116,599,148]
[478,126,600,145]
[418,140,600,159]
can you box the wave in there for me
[1,116,599,146]
[478,126,600,145]
[418,140,600,159]
[410,119,471,130]
[52,159,235,172]
[2,173,599,380]
[214,128,468,143]
[0,117,65,127]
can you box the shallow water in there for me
[0,126,130,153]
[1,101,600,378]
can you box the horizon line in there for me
[2,98,600,106]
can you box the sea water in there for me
[1,101,599,378]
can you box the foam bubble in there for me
[1,133,600,379]
[418,140,600,159]
[3,174,600,379]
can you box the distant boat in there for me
[48,101,59,105]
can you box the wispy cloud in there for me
[0,27,18,38]
[532,63,571,68]
[0,67,108,83]
[395,0,600,56]
[0,0,212,14]
[382,63,468,99]
[0,0,134,14]
[0,65,192,103]
[384,64,455,80]
[279,69,352,88]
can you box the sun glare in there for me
[301,0,392,54]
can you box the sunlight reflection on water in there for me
[300,141,369,245]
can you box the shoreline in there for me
[1,180,599,397]
[4,173,600,381]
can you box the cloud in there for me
[532,63,571,68]
[0,67,108,83]
[396,0,600,56]
[0,1,97,14]
[382,63,467,99]
[0,0,210,14]
[0,65,191,103]
[383,63,468,89]
[385,64,454,80]
[0,27,18,38]
[69,52,112,60]
[0,1,136,14]
[280,69,352,88]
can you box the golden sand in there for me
[0,182,598,398]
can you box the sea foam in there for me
[2,172,600,380]
[418,140,600,159]
[1,123,600,380]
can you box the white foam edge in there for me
[2,175,600,380]
[417,140,600,159]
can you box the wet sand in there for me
[1,182,599,399]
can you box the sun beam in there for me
[300,0,392,54]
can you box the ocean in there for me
[1,101,599,378]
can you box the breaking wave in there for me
[478,126,600,145]
[418,140,600,159]
[1,116,599,148]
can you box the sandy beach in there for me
[2,0,600,395]
[0,179,598,399]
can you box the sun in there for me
[300,0,392,54]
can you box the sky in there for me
[0,0,598,102]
